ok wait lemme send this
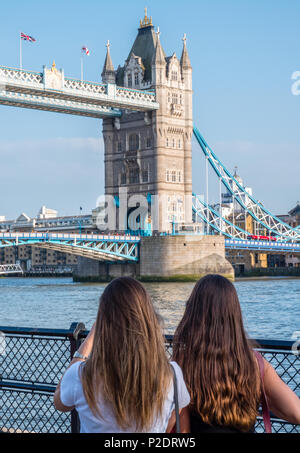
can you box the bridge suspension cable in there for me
[193,126,300,242]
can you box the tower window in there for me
[171,71,178,81]
[127,73,132,87]
[142,169,149,182]
[134,73,139,85]
[129,168,139,184]
[172,93,178,104]
[121,173,126,185]
[129,134,139,152]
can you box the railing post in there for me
[69,322,86,433]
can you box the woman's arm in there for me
[263,358,300,424]
[53,323,96,412]
[165,407,190,433]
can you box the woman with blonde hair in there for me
[172,274,300,433]
[54,277,190,433]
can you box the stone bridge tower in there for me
[102,10,193,233]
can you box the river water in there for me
[0,276,299,340]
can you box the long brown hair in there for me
[172,274,260,432]
[81,277,172,431]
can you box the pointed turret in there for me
[180,34,192,70]
[101,40,116,84]
[151,27,166,86]
[152,27,166,65]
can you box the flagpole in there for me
[20,32,22,70]
[81,53,83,81]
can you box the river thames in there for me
[0,276,299,340]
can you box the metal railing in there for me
[0,324,299,433]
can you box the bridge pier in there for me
[73,235,234,282]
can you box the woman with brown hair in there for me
[54,277,190,433]
[172,274,300,433]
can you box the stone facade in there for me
[74,235,234,282]
[102,12,193,233]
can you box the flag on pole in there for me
[21,32,36,42]
[82,46,90,56]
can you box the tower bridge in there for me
[0,10,299,280]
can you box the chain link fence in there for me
[0,325,299,433]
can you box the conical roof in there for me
[152,28,166,65]
[101,41,115,82]
[180,34,192,69]
[127,22,165,81]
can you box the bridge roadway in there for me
[0,65,159,118]
[225,239,300,253]
[0,232,140,262]
[0,264,23,275]
[0,233,299,263]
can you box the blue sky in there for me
[0,0,299,219]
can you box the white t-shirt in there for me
[60,360,190,433]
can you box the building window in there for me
[117,141,122,152]
[178,139,181,149]
[127,73,132,87]
[172,93,178,104]
[129,134,139,152]
[166,138,169,148]
[146,137,151,148]
[134,73,139,86]
[121,172,126,185]
[142,169,149,183]
[171,71,178,81]
[179,94,182,105]
[129,168,139,184]
[166,169,183,183]
[168,92,171,103]
[172,138,175,148]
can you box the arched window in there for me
[129,134,139,152]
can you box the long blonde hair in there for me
[81,277,172,431]
[172,274,261,432]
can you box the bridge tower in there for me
[102,10,193,233]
